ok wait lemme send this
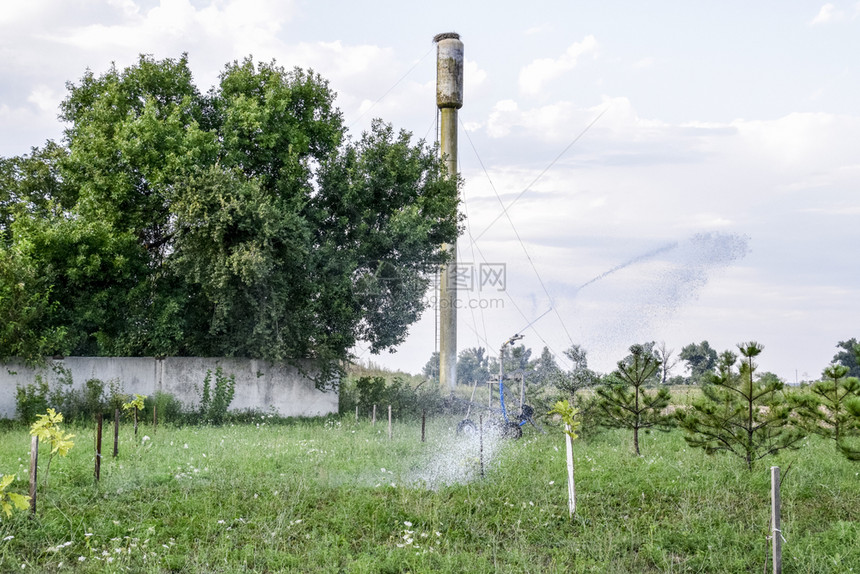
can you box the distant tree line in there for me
[423,337,860,464]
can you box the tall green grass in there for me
[0,414,858,573]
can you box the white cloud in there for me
[731,112,859,172]
[289,41,394,83]
[518,35,597,96]
[0,102,63,156]
[0,0,58,25]
[44,0,294,89]
[464,59,488,90]
[26,85,62,113]
[484,95,668,145]
[810,3,844,24]
[486,99,520,138]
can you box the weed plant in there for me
[0,416,858,573]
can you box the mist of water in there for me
[571,231,751,365]
[404,424,507,489]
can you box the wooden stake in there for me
[355,405,358,422]
[29,435,38,517]
[113,408,120,458]
[372,404,376,425]
[771,466,782,574]
[421,410,426,443]
[153,403,158,433]
[388,405,392,440]
[95,414,103,482]
[133,406,138,437]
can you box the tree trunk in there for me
[633,425,640,456]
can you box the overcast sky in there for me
[2,0,859,380]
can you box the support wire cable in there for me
[347,45,435,131]
[460,222,573,372]
[457,153,492,355]
[472,105,610,243]
[459,117,576,353]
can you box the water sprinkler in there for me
[454,333,541,439]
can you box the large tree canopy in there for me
[0,55,460,381]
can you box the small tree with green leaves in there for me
[842,398,860,461]
[200,367,236,425]
[797,365,859,448]
[595,344,672,455]
[548,399,581,516]
[123,394,147,435]
[0,474,30,518]
[29,408,75,489]
[831,338,860,378]
[676,342,805,470]
[554,344,600,406]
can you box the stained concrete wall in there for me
[0,357,338,420]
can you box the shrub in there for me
[340,375,445,419]
[145,391,186,425]
[54,378,107,422]
[200,367,236,425]
[15,376,50,425]
[356,376,386,411]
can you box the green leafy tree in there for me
[491,344,532,380]
[679,340,718,384]
[422,352,440,381]
[457,347,490,387]
[0,55,459,383]
[832,338,860,378]
[0,245,66,363]
[553,344,600,405]
[595,344,673,455]
[531,346,561,388]
[843,398,860,461]
[676,342,805,470]
[0,141,74,244]
[797,364,859,452]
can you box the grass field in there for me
[1,413,858,573]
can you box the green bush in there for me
[356,376,386,410]
[15,370,130,424]
[340,375,445,419]
[199,367,236,425]
[145,391,186,425]
[52,377,107,422]
[15,376,50,424]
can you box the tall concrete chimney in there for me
[434,32,463,393]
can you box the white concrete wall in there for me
[0,357,338,420]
